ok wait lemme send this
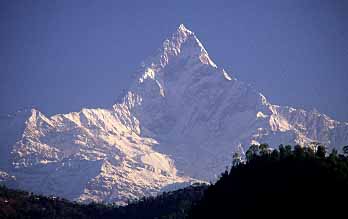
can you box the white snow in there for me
[223,69,233,81]
[256,111,268,119]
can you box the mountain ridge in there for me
[0,24,347,204]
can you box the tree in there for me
[259,144,269,156]
[343,146,348,156]
[232,152,242,166]
[328,148,338,161]
[305,146,315,158]
[271,149,279,160]
[285,145,292,157]
[279,144,286,159]
[308,142,321,156]
[249,144,259,155]
[246,149,253,162]
[245,144,260,161]
[246,144,259,161]
[293,145,304,158]
[316,145,326,159]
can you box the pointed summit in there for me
[130,24,217,89]
[157,24,217,68]
[177,24,193,35]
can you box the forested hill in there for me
[0,183,207,219]
[189,144,348,219]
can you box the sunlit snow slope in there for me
[1,24,347,204]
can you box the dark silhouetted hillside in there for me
[189,144,348,219]
[0,183,207,219]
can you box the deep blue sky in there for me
[1,0,347,121]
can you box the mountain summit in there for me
[1,25,347,204]
[141,24,216,71]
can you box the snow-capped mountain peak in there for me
[143,24,217,72]
[1,24,347,205]
[170,24,216,67]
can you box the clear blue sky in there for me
[1,0,347,121]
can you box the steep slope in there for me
[0,24,347,203]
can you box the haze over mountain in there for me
[0,24,347,204]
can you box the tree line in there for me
[190,143,348,219]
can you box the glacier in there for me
[0,24,347,204]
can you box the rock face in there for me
[0,24,347,204]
